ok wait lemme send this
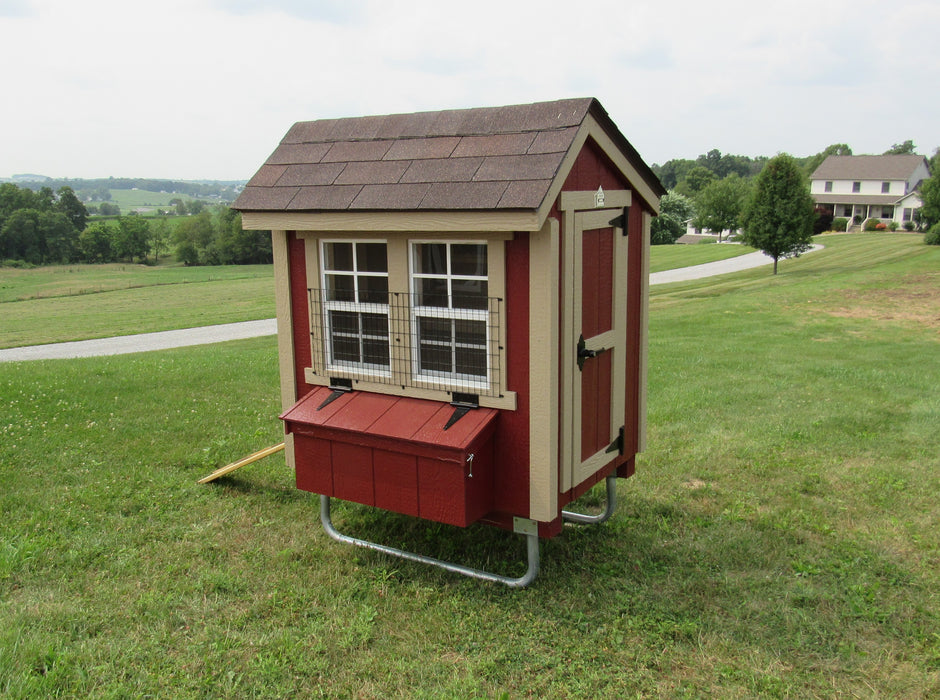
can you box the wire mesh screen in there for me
[308,289,503,398]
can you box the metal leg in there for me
[561,475,617,525]
[319,496,540,588]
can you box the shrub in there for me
[876,222,887,230]
[863,219,881,231]
[904,221,916,231]
[831,217,848,232]
[888,221,898,231]
[925,223,940,246]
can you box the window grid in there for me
[308,289,503,398]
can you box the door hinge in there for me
[608,205,630,234]
[605,426,625,455]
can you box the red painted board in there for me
[374,449,419,517]
[331,441,375,505]
[294,435,333,494]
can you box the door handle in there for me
[576,334,607,371]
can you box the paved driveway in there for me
[1,245,820,362]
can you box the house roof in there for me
[811,154,928,182]
[233,98,664,214]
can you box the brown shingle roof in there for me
[235,98,663,213]
[811,155,928,181]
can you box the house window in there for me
[882,181,891,194]
[903,208,913,222]
[824,181,833,192]
[320,241,390,372]
[881,206,894,219]
[843,205,854,217]
[852,181,861,193]
[412,242,489,386]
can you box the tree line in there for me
[649,140,940,249]
[0,183,271,267]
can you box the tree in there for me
[692,174,750,241]
[884,140,916,155]
[650,191,695,245]
[675,165,716,197]
[803,143,852,177]
[55,186,88,232]
[740,154,816,274]
[149,218,171,261]
[112,216,151,262]
[918,172,940,229]
[79,222,114,262]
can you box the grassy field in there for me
[648,240,755,273]
[0,234,938,696]
[0,264,274,348]
[107,189,195,214]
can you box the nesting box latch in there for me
[444,392,480,430]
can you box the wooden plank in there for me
[197,443,286,484]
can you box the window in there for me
[307,235,510,406]
[852,181,861,193]
[320,241,390,372]
[824,181,833,192]
[882,181,891,194]
[881,206,894,219]
[412,242,489,386]
[903,208,913,222]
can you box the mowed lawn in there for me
[0,233,938,697]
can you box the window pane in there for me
[361,313,388,338]
[452,279,488,309]
[324,242,353,271]
[331,336,360,363]
[330,310,359,335]
[416,243,447,275]
[454,319,486,346]
[419,316,451,344]
[357,242,388,273]
[362,338,390,366]
[418,277,449,308]
[358,275,388,303]
[455,347,486,377]
[325,274,355,302]
[451,244,487,276]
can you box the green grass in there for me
[0,233,938,697]
[107,189,196,213]
[0,264,274,348]
[649,241,756,273]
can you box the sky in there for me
[1,0,938,181]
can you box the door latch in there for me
[577,334,608,371]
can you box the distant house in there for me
[810,155,930,228]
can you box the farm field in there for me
[0,233,938,696]
[0,264,274,348]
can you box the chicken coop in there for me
[233,97,664,585]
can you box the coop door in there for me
[563,209,628,491]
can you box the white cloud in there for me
[1,0,936,179]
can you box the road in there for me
[0,246,819,362]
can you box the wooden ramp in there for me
[197,443,285,484]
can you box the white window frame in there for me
[409,240,491,392]
[319,239,391,377]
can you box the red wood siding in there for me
[282,387,498,527]
[288,232,313,400]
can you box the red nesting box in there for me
[234,98,664,538]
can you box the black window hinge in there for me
[444,392,480,430]
[317,377,353,410]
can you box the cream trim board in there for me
[240,211,539,232]
[559,191,631,213]
[302,368,517,410]
[271,230,298,411]
[528,218,560,521]
[637,212,651,454]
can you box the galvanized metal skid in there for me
[319,476,617,587]
[319,496,540,588]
